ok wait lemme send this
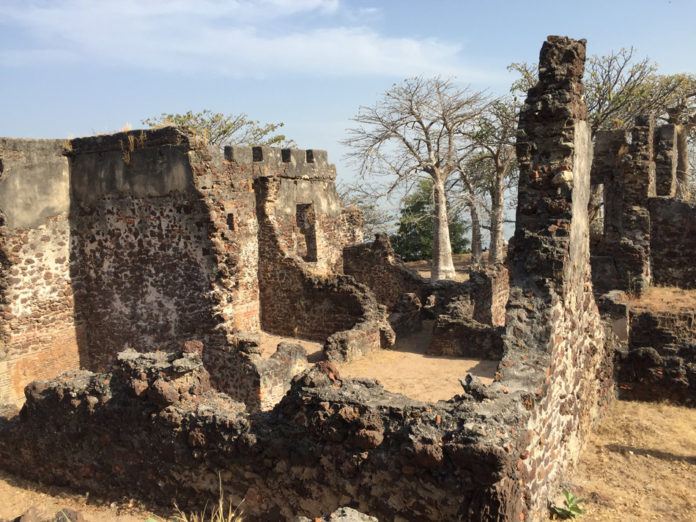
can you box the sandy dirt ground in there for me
[337,321,497,402]
[0,470,170,521]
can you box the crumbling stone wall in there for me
[226,146,361,277]
[254,171,392,363]
[344,234,510,354]
[593,121,695,292]
[0,139,79,407]
[648,197,696,288]
[0,350,526,521]
[503,35,613,518]
[469,265,509,327]
[654,124,678,197]
[342,233,428,309]
[601,116,656,294]
[427,266,509,359]
[1,128,382,410]
[616,306,696,404]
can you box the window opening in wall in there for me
[226,212,235,231]
[296,203,317,262]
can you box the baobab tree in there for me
[344,77,486,280]
[465,96,518,265]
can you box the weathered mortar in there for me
[0,138,79,407]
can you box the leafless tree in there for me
[464,97,518,264]
[344,77,486,280]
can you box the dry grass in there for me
[629,285,696,314]
[172,476,244,522]
[550,399,696,521]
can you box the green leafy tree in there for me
[142,109,294,148]
[391,180,469,262]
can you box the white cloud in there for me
[0,0,489,79]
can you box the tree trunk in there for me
[676,124,691,200]
[468,199,482,265]
[431,177,456,281]
[488,169,506,264]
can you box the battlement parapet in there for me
[225,145,336,180]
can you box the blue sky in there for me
[1,0,694,187]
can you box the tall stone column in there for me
[612,115,656,294]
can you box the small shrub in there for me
[550,489,586,519]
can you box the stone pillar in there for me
[653,124,678,197]
[611,115,655,294]
[594,129,629,246]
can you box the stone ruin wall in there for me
[343,233,510,359]
[592,115,696,292]
[0,35,615,521]
[0,139,79,407]
[67,128,258,371]
[648,196,696,288]
[0,128,383,409]
[590,116,696,405]
[247,146,392,364]
[619,305,696,404]
[502,35,612,518]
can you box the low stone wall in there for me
[342,234,427,309]
[616,307,696,404]
[649,197,696,288]
[0,138,80,407]
[468,266,509,327]
[0,351,526,521]
[343,235,509,349]
[428,316,504,359]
